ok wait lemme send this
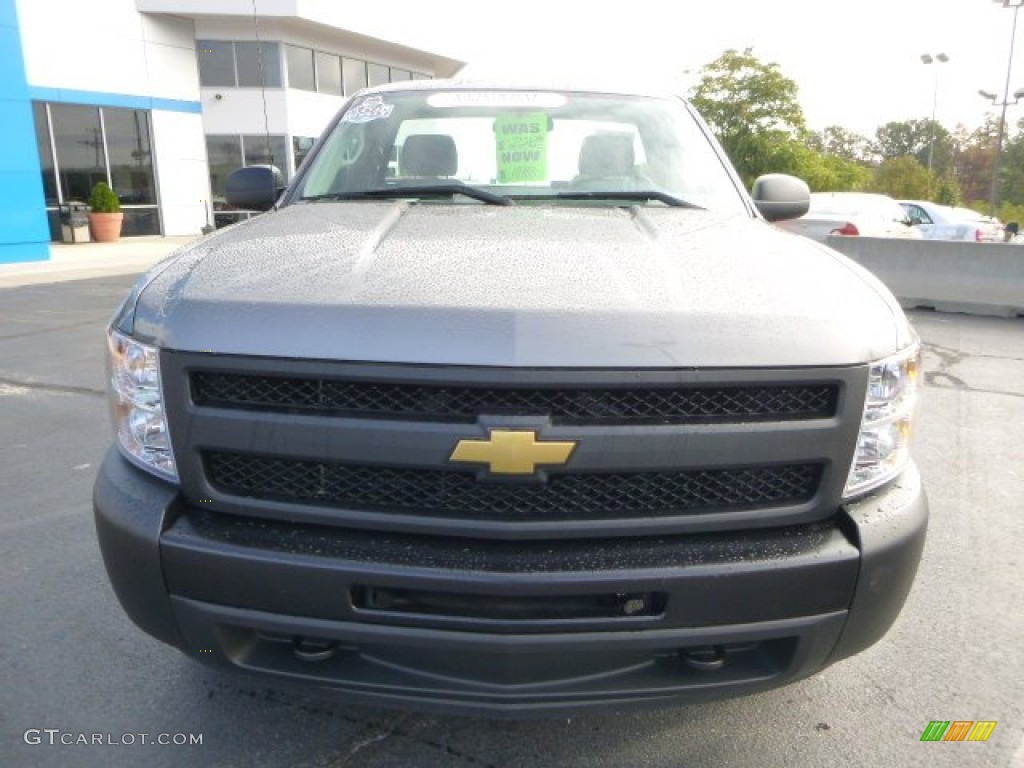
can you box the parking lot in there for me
[1,273,1022,767]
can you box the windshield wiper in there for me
[550,190,703,209]
[302,185,513,206]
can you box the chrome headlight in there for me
[843,342,921,499]
[107,329,177,482]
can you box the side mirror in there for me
[225,165,285,211]
[751,174,810,222]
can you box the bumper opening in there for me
[173,596,842,714]
[219,622,798,686]
[351,585,667,621]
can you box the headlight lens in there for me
[843,342,920,499]
[107,329,177,481]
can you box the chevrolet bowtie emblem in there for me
[449,430,576,475]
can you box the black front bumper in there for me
[94,448,927,716]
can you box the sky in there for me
[332,0,1024,139]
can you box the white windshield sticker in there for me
[341,95,394,123]
[427,92,567,109]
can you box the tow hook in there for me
[292,637,338,662]
[681,645,726,671]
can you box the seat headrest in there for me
[400,134,458,177]
[578,134,635,177]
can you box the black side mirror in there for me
[751,174,811,222]
[225,165,285,211]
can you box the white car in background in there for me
[776,192,923,243]
[899,200,1004,242]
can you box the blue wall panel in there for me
[0,3,49,263]
[28,86,202,114]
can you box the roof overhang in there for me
[135,0,465,76]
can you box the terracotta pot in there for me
[89,212,124,242]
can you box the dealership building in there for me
[1,0,463,263]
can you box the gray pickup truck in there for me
[94,81,927,716]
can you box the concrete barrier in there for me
[825,236,1024,318]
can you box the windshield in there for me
[293,89,747,212]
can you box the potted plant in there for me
[88,182,123,242]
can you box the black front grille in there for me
[204,451,821,521]
[191,372,837,424]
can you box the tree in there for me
[689,48,807,184]
[870,156,935,199]
[874,119,953,177]
[787,148,872,192]
[874,121,925,159]
[996,116,1024,207]
[810,125,873,164]
[934,175,962,206]
[952,119,999,206]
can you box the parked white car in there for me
[777,192,923,243]
[899,200,1004,243]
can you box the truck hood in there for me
[128,202,910,368]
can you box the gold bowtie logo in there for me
[450,430,576,475]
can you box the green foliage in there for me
[689,49,871,193]
[690,48,808,185]
[686,48,1024,208]
[690,48,806,137]
[809,126,874,164]
[997,201,1024,226]
[783,146,872,192]
[869,156,935,199]
[874,119,954,177]
[998,125,1024,208]
[88,182,121,213]
[934,176,962,206]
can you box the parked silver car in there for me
[777,192,923,243]
[900,200,1004,242]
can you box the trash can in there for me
[59,203,91,243]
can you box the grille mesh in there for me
[191,372,836,424]
[204,452,820,521]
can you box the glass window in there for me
[390,69,411,82]
[121,208,161,237]
[243,134,288,177]
[104,108,156,205]
[286,44,316,91]
[35,102,160,237]
[904,204,931,225]
[367,63,389,87]
[205,135,243,200]
[296,90,748,214]
[32,103,58,206]
[197,40,236,87]
[412,72,430,80]
[315,51,342,95]
[235,41,281,87]
[343,58,367,95]
[293,136,316,170]
[49,103,106,203]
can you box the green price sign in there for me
[495,112,548,183]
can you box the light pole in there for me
[921,53,948,197]
[985,0,1024,217]
[979,84,1024,215]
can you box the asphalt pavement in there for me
[0,270,1021,767]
